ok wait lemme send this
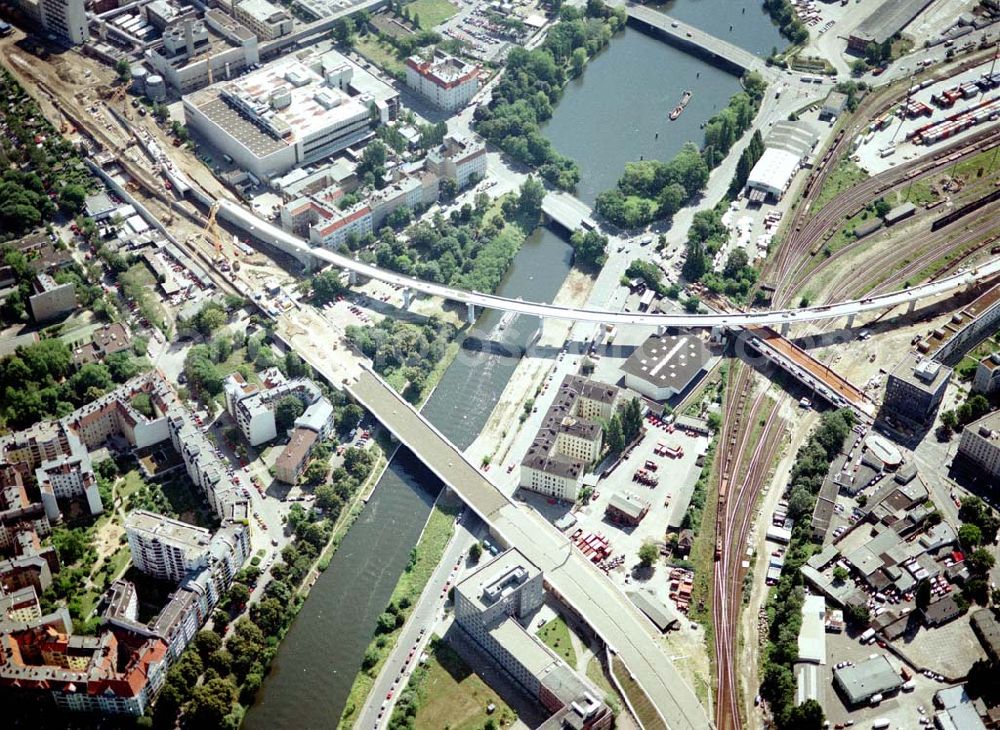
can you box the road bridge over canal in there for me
[625,3,772,79]
[341,365,711,730]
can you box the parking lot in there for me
[437,0,542,61]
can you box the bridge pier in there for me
[780,321,790,336]
[847,313,857,329]
[348,269,358,286]
[907,299,917,315]
[402,288,413,309]
[467,302,476,324]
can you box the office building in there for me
[454,550,612,729]
[520,376,619,502]
[973,353,1000,395]
[957,410,1000,482]
[882,353,952,427]
[621,331,711,401]
[425,133,487,189]
[184,51,377,180]
[125,511,212,583]
[29,273,76,322]
[145,12,260,94]
[233,0,292,40]
[405,50,480,111]
[40,0,88,44]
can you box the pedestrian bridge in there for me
[625,3,771,78]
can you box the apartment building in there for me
[29,273,76,322]
[973,353,1000,395]
[0,611,170,716]
[454,550,612,730]
[883,353,952,427]
[405,50,480,111]
[274,427,318,484]
[222,373,332,447]
[125,511,212,583]
[519,376,619,501]
[425,133,487,189]
[233,0,292,39]
[957,410,1000,482]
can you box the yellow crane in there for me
[203,202,239,272]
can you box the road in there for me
[218,196,1000,329]
[355,511,480,729]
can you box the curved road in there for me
[219,199,1000,328]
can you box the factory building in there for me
[184,51,378,180]
[847,0,935,52]
[745,147,801,203]
[621,331,711,401]
[233,0,292,40]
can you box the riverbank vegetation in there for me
[474,1,627,191]
[762,0,808,46]
[359,177,544,297]
[760,410,854,729]
[595,72,767,228]
[337,502,458,728]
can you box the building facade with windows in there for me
[404,50,480,111]
[957,411,1000,482]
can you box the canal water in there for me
[243,227,572,729]
[543,1,785,205]
[244,5,786,728]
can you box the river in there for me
[244,5,785,727]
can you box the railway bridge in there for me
[624,3,773,79]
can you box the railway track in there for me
[712,359,786,730]
[773,126,1000,306]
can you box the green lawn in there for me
[355,34,405,77]
[408,641,514,730]
[404,0,459,29]
[118,470,146,501]
[537,616,577,667]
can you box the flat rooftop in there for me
[455,547,539,613]
[889,352,952,392]
[125,510,211,550]
[851,0,935,44]
[621,332,710,391]
[488,617,556,677]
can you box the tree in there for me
[315,484,342,512]
[58,184,87,214]
[784,699,824,730]
[250,597,287,635]
[333,17,356,47]
[194,630,222,660]
[115,58,132,82]
[844,602,870,627]
[966,548,996,575]
[621,397,643,443]
[312,270,347,304]
[469,541,483,564]
[226,583,250,609]
[833,566,849,583]
[517,176,546,221]
[638,541,658,569]
[275,395,305,432]
[569,229,607,269]
[186,677,236,727]
[604,414,625,454]
[916,580,931,610]
[872,197,891,219]
[959,523,983,549]
[571,47,588,75]
[303,459,329,485]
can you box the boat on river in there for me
[669,90,693,120]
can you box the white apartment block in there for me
[221,373,331,446]
[125,510,211,583]
[40,0,88,44]
[454,548,544,635]
[233,0,292,39]
[958,411,1000,482]
[405,50,480,111]
[973,353,1000,395]
[426,134,487,190]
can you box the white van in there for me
[870,693,884,706]
[872,720,890,729]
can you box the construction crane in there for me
[203,202,239,272]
